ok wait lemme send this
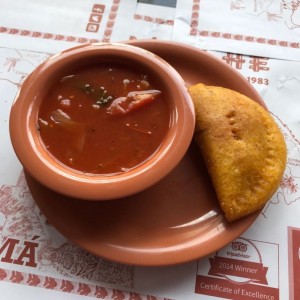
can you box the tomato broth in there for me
[37,64,170,175]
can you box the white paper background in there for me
[0,1,300,299]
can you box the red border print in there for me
[0,267,169,300]
[0,26,101,43]
[0,1,121,43]
[134,14,174,26]
[198,31,300,49]
[102,0,121,42]
[190,0,300,49]
[190,0,200,35]
[288,227,300,300]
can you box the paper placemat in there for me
[0,1,300,299]
[173,0,300,61]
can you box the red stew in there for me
[37,64,170,174]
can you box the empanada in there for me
[189,83,287,222]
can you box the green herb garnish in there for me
[78,83,115,106]
[96,92,114,106]
[80,83,95,94]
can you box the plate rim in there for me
[26,40,263,266]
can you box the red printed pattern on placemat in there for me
[288,227,300,300]
[86,4,106,33]
[189,0,200,35]
[102,0,121,42]
[0,26,101,44]
[134,14,174,25]
[0,1,122,44]
[198,31,300,49]
[0,178,173,299]
[0,267,170,300]
[0,182,134,289]
[189,0,300,49]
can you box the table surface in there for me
[0,1,300,299]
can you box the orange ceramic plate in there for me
[26,40,263,266]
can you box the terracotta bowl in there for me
[9,43,195,200]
